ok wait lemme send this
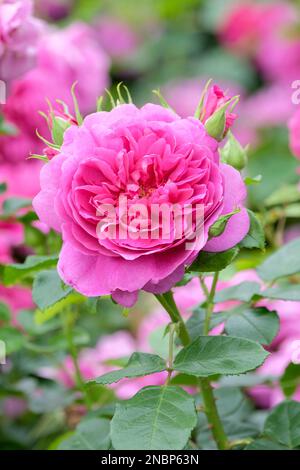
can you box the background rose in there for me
[33,101,249,306]
[0,0,44,81]
[289,108,300,160]
[0,22,110,165]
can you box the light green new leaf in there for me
[111,386,197,450]
[173,336,268,377]
[89,353,166,385]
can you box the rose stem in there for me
[62,308,92,410]
[156,283,229,450]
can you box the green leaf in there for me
[244,175,262,186]
[27,384,74,414]
[2,255,58,285]
[58,417,111,450]
[33,270,85,324]
[225,306,279,345]
[17,310,60,336]
[214,281,261,303]
[264,401,300,449]
[285,203,300,218]
[262,284,300,301]
[111,386,197,450]
[173,336,268,377]
[186,307,227,340]
[280,364,300,399]
[89,353,166,385]
[1,197,31,216]
[208,209,240,239]
[0,302,10,323]
[0,327,25,354]
[239,210,265,250]
[0,182,7,194]
[265,184,300,207]
[257,237,300,282]
[189,247,239,273]
[246,438,289,450]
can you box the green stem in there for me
[165,323,177,385]
[203,271,219,335]
[63,309,91,410]
[200,271,228,449]
[155,292,190,346]
[199,377,228,450]
[157,281,229,450]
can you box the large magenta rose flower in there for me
[33,103,249,306]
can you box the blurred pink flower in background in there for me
[0,0,44,81]
[0,162,42,199]
[289,107,300,159]
[218,1,295,58]
[236,84,295,146]
[0,22,110,166]
[94,16,138,59]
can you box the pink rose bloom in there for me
[218,2,265,54]
[94,16,138,59]
[0,0,44,81]
[0,162,42,199]
[236,84,295,147]
[289,108,300,159]
[218,1,295,58]
[40,331,166,399]
[0,22,110,164]
[256,35,300,84]
[0,285,33,325]
[33,101,249,306]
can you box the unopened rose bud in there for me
[204,104,227,141]
[220,131,248,171]
[200,84,238,141]
[51,115,72,146]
